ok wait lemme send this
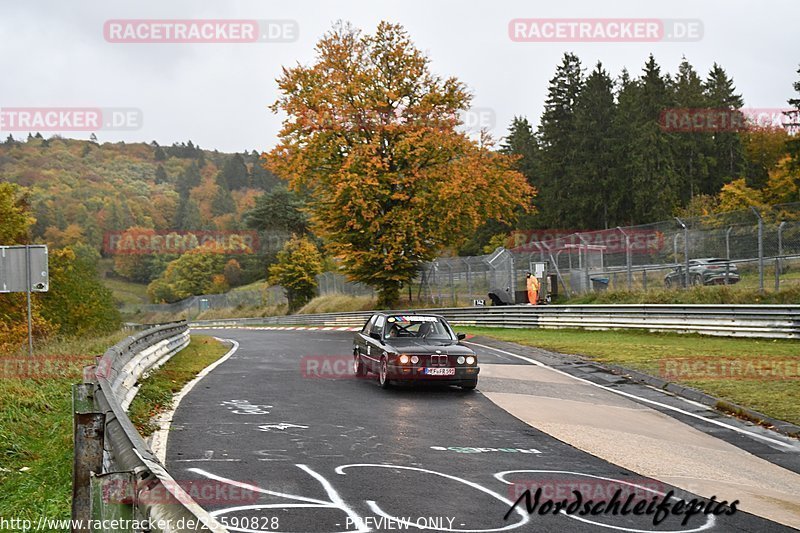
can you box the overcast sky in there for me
[1,0,797,153]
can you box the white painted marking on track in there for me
[466,341,796,450]
[190,466,371,533]
[335,464,529,532]
[494,470,716,533]
[257,423,309,431]
[298,464,370,532]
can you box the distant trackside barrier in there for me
[190,305,800,340]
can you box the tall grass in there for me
[0,330,129,524]
[297,294,376,314]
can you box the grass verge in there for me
[0,331,129,524]
[461,326,800,426]
[561,284,800,305]
[0,333,228,526]
[128,335,229,436]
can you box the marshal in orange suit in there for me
[526,272,540,305]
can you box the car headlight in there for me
[466,356,476,365]
[457,356,466,364]
[411,355,419,364]
[399,355,410,364]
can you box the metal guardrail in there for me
[72,321,227,533]
[191,304,800,339]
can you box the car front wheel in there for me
[353,351,367,377]
[378,357,391,389]
[460,381,477,391]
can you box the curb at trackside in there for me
[601,362,800,439]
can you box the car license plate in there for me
[424,368,455,376]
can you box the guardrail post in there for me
[72,384,105,532]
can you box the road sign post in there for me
[0,245,49,356]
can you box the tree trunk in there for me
[376,281,401,309]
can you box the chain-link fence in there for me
[127,203,800,314]
[415,203,800,303]
[126,285,287,315]
[315,271,374,297]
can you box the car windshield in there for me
[383,315,455,340]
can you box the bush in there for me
[268,236,323,311]
[40,248,121,336]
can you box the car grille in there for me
[428,354,449,367]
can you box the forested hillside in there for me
[0,136,279,247]
[0,136,293,305]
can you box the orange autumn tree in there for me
[267,22,534,306]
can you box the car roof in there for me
[374,312,446,320]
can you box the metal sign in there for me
[0,245,49,357]
[0,245,49,293]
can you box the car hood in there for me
[384,339,474,355]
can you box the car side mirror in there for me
[457,333,466,341]
[369,332,383,342]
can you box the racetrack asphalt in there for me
[165,329,796,532]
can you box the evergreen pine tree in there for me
[249,151,281,190]
[155,165,168,184]
[631,54,679,220]
[536,52,584,227]
[176,163,202,197]
[704,63,745,193]
[173,197,203,230]
[672,57,712,203]
[573,62,617,228]
[221,153,249,190]
[212,185,236,216]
